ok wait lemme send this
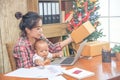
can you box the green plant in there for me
[112,44,120,53]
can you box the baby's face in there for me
[36,42,49,58]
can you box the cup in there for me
[102,49,111,63]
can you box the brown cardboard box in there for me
[70,21,95,43]
[81,41,110,57]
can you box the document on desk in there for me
[62,67,95,80]
[5,65,64,78]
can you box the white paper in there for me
[5,65,63,78]
[5,68,38,78]
[48,75,66,80]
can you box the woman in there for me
[14,11,73,68]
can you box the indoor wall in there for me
[0,0,38,73]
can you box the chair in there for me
[6,42,16,71]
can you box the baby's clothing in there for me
[33,52,52,63]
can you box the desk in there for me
[1,55,120,80]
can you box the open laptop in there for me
[51,40,87,66]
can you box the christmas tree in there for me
[65,0,104,41]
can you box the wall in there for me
[0,0,27,73]
[0,0,65,73]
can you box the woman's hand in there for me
[52,51,63,58]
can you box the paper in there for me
[48,75,66,80]
[5,68,40,78]
[5,65,63,78]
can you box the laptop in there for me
[51,40,87,66]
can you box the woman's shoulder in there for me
[15,36,30,47]
[13,36,32,53]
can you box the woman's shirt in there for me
[13,36,62,68]
[13,36,35,68]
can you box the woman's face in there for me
[26,20,43,39]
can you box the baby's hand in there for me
[44,59,51,65]
[38,62,44,66]
[35,59,44,66]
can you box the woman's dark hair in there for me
[15,11,42,36]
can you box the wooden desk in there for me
[1,55,120,80]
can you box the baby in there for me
[33,39,62,67]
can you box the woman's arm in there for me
[52,51,63,58]
[41,35,73,53]
[59,36,73,48]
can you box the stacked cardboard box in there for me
[81,41,110,57]
[72,41,110,57]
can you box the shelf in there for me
[39,0,72,38]
[42,23,68,38]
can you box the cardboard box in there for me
[81,41,110,57]
[70,21,95,43]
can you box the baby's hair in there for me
[34,39,47,50]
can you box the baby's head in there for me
[34,39,49,58]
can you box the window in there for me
[98,0,120,47]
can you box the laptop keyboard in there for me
[60,57,74,64]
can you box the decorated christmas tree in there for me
[65,0,104,41]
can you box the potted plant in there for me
[112,44,120,61]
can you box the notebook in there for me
[62,67,95,79]
[51,40,87,66]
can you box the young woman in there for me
[14,11,73,68]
